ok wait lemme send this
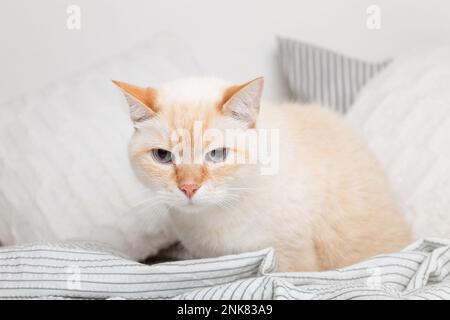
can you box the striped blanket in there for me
[0,238,449,300]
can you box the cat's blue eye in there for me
[205,148,228,163]
[151,149,174,164]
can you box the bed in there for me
[1,238,450,300]
[1,37,450,300]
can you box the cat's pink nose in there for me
[179,183,200,199]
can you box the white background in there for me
[1,0,450,104]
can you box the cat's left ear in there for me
[112,80,158,125]
[221,77,264,127]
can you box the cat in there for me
[113,76,411,272]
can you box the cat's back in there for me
[260,102,401,213]
[258,103,411,270]
[259,102,359,149]
[258,103,372,171]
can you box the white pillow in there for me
[0,35,199,259]
[347,48,450,239]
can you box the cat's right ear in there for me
[112,80,158,125]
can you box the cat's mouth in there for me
[171,200,205,214]
[168,185,220,212]
[184,198,196,206]
[168,193,199,207]
[173,184,207,208]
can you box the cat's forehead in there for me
[157,77,230,108]
[155,78,231,130]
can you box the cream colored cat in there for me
[113,77,411,272]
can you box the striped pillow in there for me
[278,37,391,113]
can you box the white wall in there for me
[1,0,450,105]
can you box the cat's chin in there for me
[170,200,211,215]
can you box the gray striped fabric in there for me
[1,238,450,300]
[278,37,391,114]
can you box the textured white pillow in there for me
[0,36,199,259]
[347,48,450,239]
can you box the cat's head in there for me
[113,77,264,213]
